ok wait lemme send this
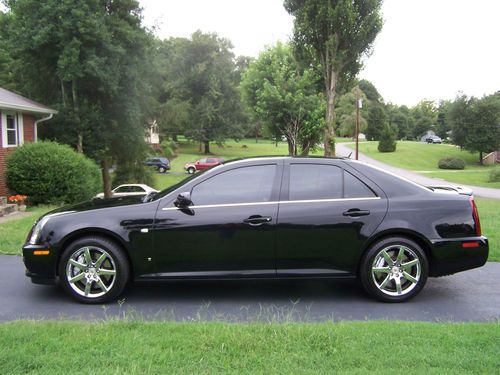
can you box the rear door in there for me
[275,160,388,276]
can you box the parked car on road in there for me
[184,157,224,174]
[144,157,170,173]
[94,184,157,199]
[426,135,443,144]
[23,157,488,304]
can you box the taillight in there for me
[469,196,481,236]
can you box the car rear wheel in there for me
[158,166,166,173]
[58,236,129,304]
[359,237,428,302]
[187,167,195,174]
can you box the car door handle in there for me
[343,209,370,217]
[243,215,272,226]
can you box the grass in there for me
[476,198,500,260]
[0,206,56,255]
[346,141,500,188]
[0,320,498,374]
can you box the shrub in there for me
[6,141,101,205]
[438,157,466,170]
[160,140,178,158]
[377,125,397,152]
[489,169,500,182]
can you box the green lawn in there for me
[0,206,56,255]
[347,141,500,188]
[0,321,498,374]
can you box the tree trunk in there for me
[301,141,310,156]
[479,151,483,165]
[172,134,178,142]
[71,79,83,153]
[323,70,337,157]
[101,158,112,199]
[204,141,210,154]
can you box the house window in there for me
[6,114,18,146]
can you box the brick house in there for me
[0,87,57,196]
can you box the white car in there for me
[94,184,158,199]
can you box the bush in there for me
[6,141,101,205]
[489,169,500,182]
[377,125,397,152]
[160,139,178,158]
[438,157,466,170]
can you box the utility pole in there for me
[355,89,362,160]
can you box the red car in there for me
[184,157,225,174]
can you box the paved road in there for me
[336,143,500,199]
[1,255,498,322]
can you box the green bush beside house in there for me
[6,141,101,205]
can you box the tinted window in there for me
[289,164,342,200]
[114,186,129,193]
[129,186,146,193]
[206,158,216,163]
[191,165,276,205]
[344,171,376,198]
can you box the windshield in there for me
[146,169,210,202]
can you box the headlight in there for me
[29,217,50,245]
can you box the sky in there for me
[140,0,500,107]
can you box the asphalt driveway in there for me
[1,255,499,322]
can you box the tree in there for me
[156,31,246,154]
[366,105,387,141]
[449,93,500,164]
[410,100,437,139]
[386,103,411,140]
[284,0,383,156]
[241,43,324,155]
[4,0,154,196]
[378,124,397,152]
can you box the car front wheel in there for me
[187,167,195,174]
[158,166,167,173]
[359,237,428,302]
[58,236,129,304]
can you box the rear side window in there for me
[289,164,343,200]
[344,171,376,198]
[191,165,276,205]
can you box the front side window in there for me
[6,114,17,146]
[289,164,343,200]
[191,165,276,206]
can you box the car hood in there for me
[42,196,145,218]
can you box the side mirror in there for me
[175,192,192,208]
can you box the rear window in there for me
[344,171,376,198]
[289,164,343,200]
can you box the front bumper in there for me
[22,244,57,285]
[429,236,489,277]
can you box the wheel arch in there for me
[357,229,434,276]
[55,228,133,277]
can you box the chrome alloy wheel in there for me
[371,245,421,296]
[66,247,117,298]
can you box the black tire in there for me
[58,236,130,304]
[158,166,166,173]
[359,237,428,303]
[187,167,195,174]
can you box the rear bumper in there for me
[429,236,488,277]
[22,244,57,284]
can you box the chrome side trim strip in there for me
[162,197,381,211]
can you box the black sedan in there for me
[23,157,488,303]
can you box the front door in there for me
[152,162,282,278]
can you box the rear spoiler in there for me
[427,185,473,196]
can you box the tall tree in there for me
[4,0,154,195]
[449,94,500,164]
[410,100,437,139]
[240,43,324,156]
[366,104,387,141]
[284,0,383,156]
[157,32,246,154]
